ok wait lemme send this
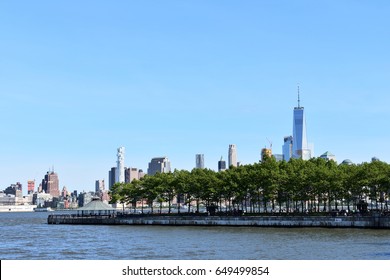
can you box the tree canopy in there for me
[109,157,390,215]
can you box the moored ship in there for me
[0,204,37,212]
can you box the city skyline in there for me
[1,1,390,193]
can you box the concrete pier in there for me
[47,214,390,229]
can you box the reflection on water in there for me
[1,212,390,260]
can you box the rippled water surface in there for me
[1,212,390,260]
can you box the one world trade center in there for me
[292,87,312,160]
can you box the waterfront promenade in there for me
[47,213,390,229]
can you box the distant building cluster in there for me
[0,168,111,210]
[1,88,367,211]
[108,147,146,189]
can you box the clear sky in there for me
[1,0,389,194]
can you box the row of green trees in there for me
[109,157,390,214]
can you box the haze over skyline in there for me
[1,1,389,193]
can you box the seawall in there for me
[47,214,390,229]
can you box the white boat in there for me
[34,207,54,212]
[0,205,37,212]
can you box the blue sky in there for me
[1,0,389,194]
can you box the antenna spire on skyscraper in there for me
[297,85,301,108]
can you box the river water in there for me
[1,211,390,260]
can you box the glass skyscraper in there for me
[195,154,205,169]
[282,135,293,161]
[218,157,226,172]
[292,90,312,160]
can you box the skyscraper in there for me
[125,167,139,182]
[147,157,171,176]
[228,144,237,168]
[41,171,60,197]
[108,167,116,189]
[195,154,204,169]
[116,147,125,183]
[282,136,293,161]
[27,180,35,194]
[95,179,105,193]
[292,88,311,160]
[218,156,226,172]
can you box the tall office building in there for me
[41,171,60,197]
[282,136,293,161]
[228,144,237,168]
[27,180,35,194]
[125,167,139,182]
[195,154,204,169]
[292,88,312,160]
[108,167,116,189]
[218,156,226,172]
[147,157,171,176]
[95,179,105,193]
[116,147,125,183]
